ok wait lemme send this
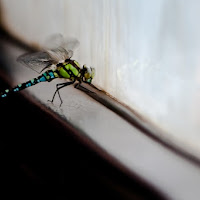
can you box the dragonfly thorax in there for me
[56,60,95,84]
[56,59,81,81]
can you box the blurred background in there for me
[1,0,200,199]
[1,0,200,155]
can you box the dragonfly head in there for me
[82,65,95,84]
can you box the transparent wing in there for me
[44,34,80,63]
[46,47,73,64]
[17,51,54,73]
[17,34,80,73]
[62,36,80,52]
[44,33,64,49]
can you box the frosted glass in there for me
[1,0,200,152]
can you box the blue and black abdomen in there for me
[1,70,59,98]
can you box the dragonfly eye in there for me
[82,65,95,83]
[90,67,95,79]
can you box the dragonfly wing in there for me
[44,34,80,62]
[44,34,80,51]
[44,33,64,50]
[17,51,54,73]
[17,34,80,73]
[46,47,73,63]
[62,37,80,52]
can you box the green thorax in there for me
[57,59,81,81]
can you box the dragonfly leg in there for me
[48,81,75,106]
[74,82,80,88]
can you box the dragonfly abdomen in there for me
[1,70,59,98]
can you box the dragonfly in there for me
[0,34,95,106]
